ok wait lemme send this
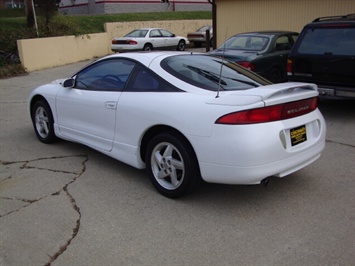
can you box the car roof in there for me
[232,31,298,37]
[312,13,355,22]
[134,28,165,31]
[306,14,355,27]
[97,51,192,66]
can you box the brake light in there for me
[287,59,293,75]
[111,39,137,45]
[188,34,204,38]
[128,40,137,45]
[216,97,318,124]
[237,61,255,71]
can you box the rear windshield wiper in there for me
[185,65,227,86]
[223,76,260,87]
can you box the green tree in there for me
[25,0,35,28]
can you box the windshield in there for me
[219,35,269,51]
[197,26,211,32]
[161,54,271,91]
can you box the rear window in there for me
[297,27,355,56]
[220,35,269,51]
[161,54,271,91]
[125,30,148,38]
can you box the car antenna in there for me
[216,26,228,98]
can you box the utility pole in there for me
[24,0,39,37]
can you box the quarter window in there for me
[126,64,181,92]
[275,36,292,50]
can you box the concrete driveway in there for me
[0,59,354,266]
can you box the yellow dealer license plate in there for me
[290,125,307,146]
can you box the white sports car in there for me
[111,28,189,52]
[28,51,326,198]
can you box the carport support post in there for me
[206,30,211,52]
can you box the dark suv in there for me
[287,14,355,98]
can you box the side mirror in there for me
[171,34,176,37]
[62,78,75,88]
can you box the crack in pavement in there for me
[326,139,355,149]
[0,154,88,266]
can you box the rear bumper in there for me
[287,77,355,99]
[188,38,207,42]
[317,86,355,99]
[199,141,324,185]
[191,109,326,185]
[111,45,142,53]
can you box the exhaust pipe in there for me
[261,177,270,187]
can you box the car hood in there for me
[53,79,65,84]
[206,83,318,106]
[208,49,259,61]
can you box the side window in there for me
[150,30,161,38]
[126,64,180,92]
[74,59,136,91]
[291,34,299,43]
[160,29,173,37]
[275,36,292,50]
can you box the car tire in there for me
[176,40,186,51]
[143,43,153,51]
[194,42,202,48]
[268,67,283,83]
[145,132,200,198]
[31,100,58,143]
[209,37,214,48]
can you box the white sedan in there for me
[111,28,189,52]
[28,52,326,198]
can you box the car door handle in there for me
[105,101,117,109]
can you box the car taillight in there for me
[111,40,137,45]
[215,97,318,124]
[128,40,137,45]
[188,34,204,38]
[237,61,255,71]
[287,59,293,75]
